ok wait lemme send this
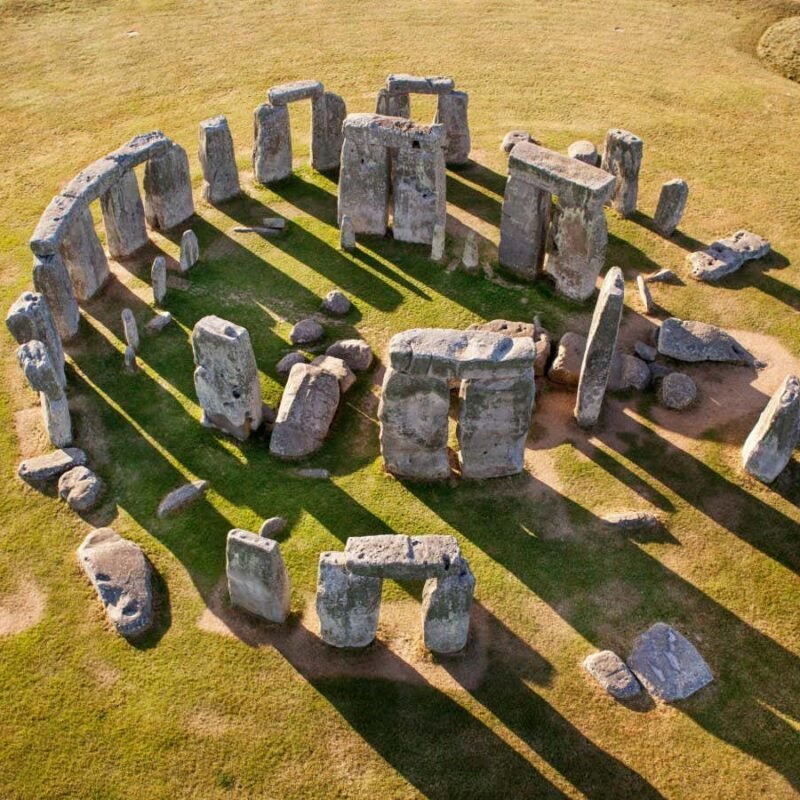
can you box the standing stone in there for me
[226,529,291,623]
[6,291,65,388]
[742,374,800,483]
[311,91,347,172]
[312,355,355,393]
[316,551,382,648]
[636,274,654,314]
[431,223,446,262]
[151,256,167,306]
[421,558,475,653]
[121,308,139,351]
[100,169,149,257]
[375,88,410,118]
[269,363,340,459]
[436,90,471,165]
[276,351,308,378]
[143,141,194,230]
[60,206,110,301]
[461,230,479,272]
[653,179,688,236]
[574,267,625,427]
[192,315,263,440]
[568,140,600,166]
[32,253,80,340]
[601,129,643,217]
[124,344,138,374]
[583,650,642,699]
[253,103,292,184]
[17,340,72,447]
[179,229,199,272]
[498,170,550,280]
[340,215,356,251]
[199,115,241,203]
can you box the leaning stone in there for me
[121,308,139,351]
[157,479,209,518]
[422,558,475,654]
[100,169,149,258]
[276,351,308,378]
[270,363,340,459]
[657,318,752,364]
[143,141,194,230]
[568,140,599,166]
[658,372,697,410]
[575,267,625,427]
[602,511,660,530]
[60,205,110,301]
[226,529,290,623]
[461,231,479,272]
[312,355,356,393]
[199,115,241,204]
[608,354,651,392]
[548,332,586,387]
[325,339,373,372]
[321,289,351,316]
[259,516,288,537]
[436,90,470,165]
[644,268,678,284]
[268,79,324,105]
[289,318,324,345]
[742,374,800,483]
[6,291,65,388]
[179,230,199,272]
[634,341,657,362]
[636,274,654,315]
[77,528,154,637]
[345,534,461,580]
[687,230,771,282]
[145,311,172,334]
[501,131,534,153]
[653,179,689,236]
[627,622,713,702]
[253,103,292,184]
[32,253,80,341]
[316,551,382,648]
[296,468,330,479]
[58,466,104,512]
[430,223,446,262]
[17,448,87,483]
[601,128,643,217]
[583,650,642,699]
[340,215,356,251]
[151,256,167,306]
[124,345,138,374]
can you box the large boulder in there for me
[657,318,752,364]
[17,447,87,483]
[290,318,324,345]
[325,339,373,372]
[658,372,697,410]
[688,230,770,282]
[58,466,104,512]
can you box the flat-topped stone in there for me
[30,193,86,256]
[18,448,87,483]
[688,230,771,282]
[508,141,616,207]
[388,328,535,380]
[386,74,455,94]
[344,534,461,580]
[61,156,122,203]
[657,318,752,365]
[342,113,445,149]
[268,80,324,105]
[107,131,171,170]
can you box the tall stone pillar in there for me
[17,340,71,447]
[601,129,643,217]
[199,115,241,203]
[32,253,80,340]
[59,206,110,301]
[375,88,410,118]
[6,291,66,388]
[421,558,475,653]
[311,92,347,172]
[498,171,551,280]
[436,90,471,165]
[392,138,447,244]
[338,134,390,235]
[253,103,292,184]
[143,141,194,230]
[100,169,149,257]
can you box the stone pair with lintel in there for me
[253,79,347,184]
[378,328,536,480]
[498,141,616,302]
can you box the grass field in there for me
[1,1,799,798]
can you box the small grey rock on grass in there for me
[583,650,642,699]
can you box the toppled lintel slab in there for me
[386,74,455,95]
[687,230,771,282]
[389,328,536,380]
[343,113,445,149]
[30,193,88,255]
[509,141,616,207]
[657,318,753,365]
[107,130,171,170]
[60,156,123,203]
[345,534,461,580]
[268,80,324,105]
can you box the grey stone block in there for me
[253,103,292,184]
[653,179,688,236]
[199,115,241,203]
[157,479,209,518]
[17,447,87,483]
[344,534,461,580]
[143,141,194,230]
[436,90,470,165]
[583,650,641,699]
[268,79,324,105]
[59,205,110,301]
[32,252,80,340]
[421,558,475,654]
[601,128,643,217]
[6,291,65,388]
[100,169,149,258]
[657,318,752,364]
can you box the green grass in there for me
[1,1,799,798]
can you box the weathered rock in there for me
[262,217,286,231]
[498,168,550,280]
[157,479,209,518]
[688,230,771,282]
[143,141,194,230]
[290,318,324,345]
[339,214,356,251]
[634,341,657,362]
[276,351,308,378]
[58,466,104,511]
[644,268,678,284]
[60,205,110,301]
[601,128,643,217]
[430,223,446,262]
[608,353,651,392]
[18,340,71,446]
[296,468,330,479]
[742,374,800,483]
[657,318,751,364]
[226,529,290,623]
[199,115,241,204]
[501,131,534,154]
[60,156,123,203]
[124,345,138,374]
[658,372,697,410]
[145,311,172,334]
[151,255,167,306]
[583,650,642,699]
[6,291,65,389]
[253,103,292,184]
[312,355,356,393]
[636,274,654,315]
[30,193,86,257]
[344,534,461,580]
[179,229,199,272]
[311,91,347,172]
[192,316,263,440]
[653,179,688,236]
[17,447,87,483]
[575,267,625,427]
[421,558,475,653]
[259,516,288,537]
[568,140,600,166]
[627,622,713,702]
[548,332,586,386]
[268,79,323,105]
[100,169,149,258]
[77,528,153,637]
[470,319,551,378]
[107,131,170,171]
[325,339,374,372]
[461,231,479,272]
[436,90,470,165]
[270,363,340,459]
[316,551,382,648]
[321,289,351,316]
[375,87,410,117]
[649,362,673,381]
[32,253,80,340]
[602,511,660,531]
[121,307,139,351]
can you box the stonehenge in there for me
[338,113,447,245]
[253,79,346,184]
[498,141,616,300]
[198,115,241,203]
[17,340,72,447]
[601,128,643,217]
[379,328,536,480]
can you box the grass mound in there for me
[758,16,800,82]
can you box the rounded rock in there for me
[276,351,308,378]
[289,318,324,345]
[259,516,288,538]
[58,466,104,512]
[659,372,697,410]
[325,339,373,372]
[501,130,535,154]
[568,140,600,166]
[321,289,351,316]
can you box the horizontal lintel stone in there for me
[386,74,455,95]
[268,80,324,105]
[344,534,461,580]
[343,113,444,150]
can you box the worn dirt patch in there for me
[0,578,46,636]
[13,406,48,459]
[184,707,237,737]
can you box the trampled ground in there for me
[0,1,798,798]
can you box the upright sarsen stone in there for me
[421,558,475,653]
[436,90,470,165]
[33,253,80,340]
[60,206,110,301]
[100,169,149,257]
[574,267,625,428]
[311,92,347,172]
[6,291,65,388]
[375,87,410,118]
[601,129,643,217]
[498,170,551,280]
[151,256,167,306]
[17,340,72,447]
[199,115,241,203]
[143,141,194,230]
[253,103,292,185]
[653,179,688,236]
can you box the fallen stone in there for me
[344,534,461,580]
[232,226,282,236]
[601,128,643,217]
[262,217,286,231]
[259,516,288,537]
[688,230,771,282]
[634,341,657,362]
[226,529,290,623]
[296,468,330,479]
[658,372,697,410]
[608,353,651,392]
[653,179,688,236]
[636,274,654,314]
[501,131,535,153]
[627,622,713,702]
[568,140,599,166]
[325,339,373,372]
[121,307,139,351]
[18,448,87,483]
[742,374,800,483]
[124,345,138,374]
[77,528,153,637]
[657,318,752,364]
[421,558,475,654]
[198,115,241,204]
[340,214,356,251]
[461,231,479,272]
[151,256,167,306]
[145,312,172,334]
[179,229,199,272]
[276,351,308,378]
[548,332,586,386]
[602,511,660,530]
[644,268,678,284]
[312,355,356,393]
[290,318,324,345]
[583,650,642,699]
[321,289,351,316]
[157,479,209,518]
[58,466,104,512]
